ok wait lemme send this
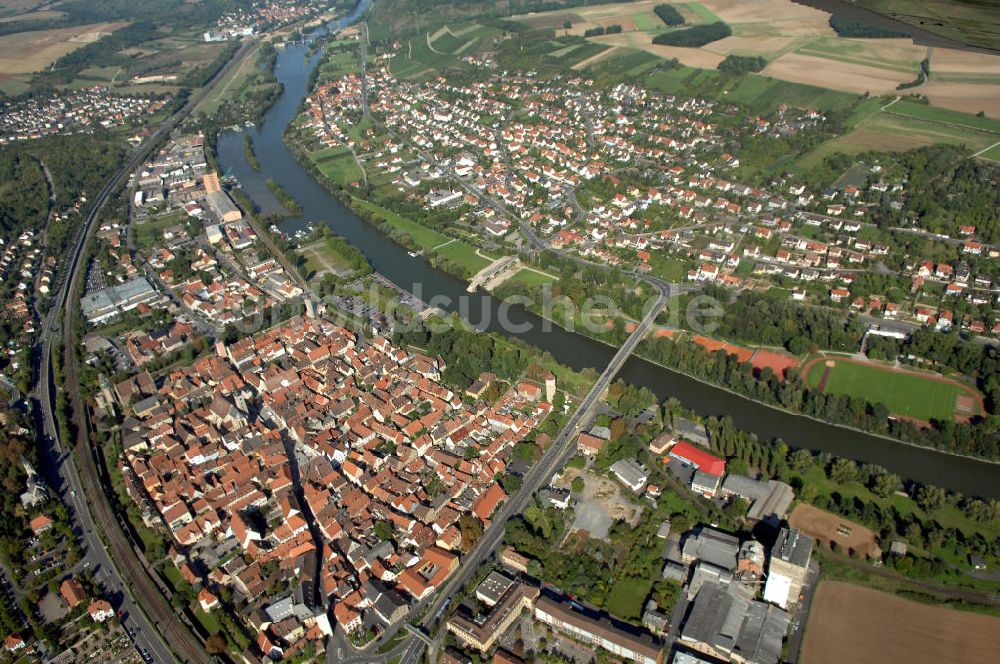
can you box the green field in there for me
[508,268,557,287]
[649,254,688,282]
[430,29,468,54]
[794,109,999,170]
[605,576,653,620]
[311,146,363,186]
[977,142,1000,162]
[886,100,1000,133]
[348,198,487,274]
[433,239,490,273]
[645,66,858,114]
[547,41,609,67]
[728,75,858,112]
[350,198,450,249]
[389,32,465,79]
[806,359,980,421]
[586,48,662,84]
[134,212,188,250]
[194,608,221,636]
[677,2,722,24]
[632,12,662,33]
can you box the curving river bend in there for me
[217,0,1000,497]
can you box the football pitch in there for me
[806,358,981,421]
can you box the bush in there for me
[718,54,767,74]
[654,4,685,27]
[652,22,731,47]
[571,476,585,493]
[829,15,907,38]
[583,24,622,37]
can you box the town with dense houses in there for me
[110,313,553,659]
[301,56,1000,339]
[0,87,169,144]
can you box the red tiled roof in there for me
[668,441,726,476]
[472,483,507,524]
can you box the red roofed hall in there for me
[667,441,726,476]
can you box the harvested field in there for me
[517,1,665,37]
[931,48,1000,75]
[698,0,828,29]
[706,35,809,59]
[801,581,1000,664]
[920,81,1000,119]
[0,22,126,76]
[788,504,880,558]
[762,52,913,95]
[0,9,63,23]
[794,36,925,74]
[0,0,44,15]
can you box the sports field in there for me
[802,581,1000,664]
[805,357,982,421]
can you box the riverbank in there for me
[284,135,1000,482]
[284,99,997,464]
[212,12,1000,497]
[278,100,1000,485]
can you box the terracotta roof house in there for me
[472,483,507,526]
[60,578,87,608]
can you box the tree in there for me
[728,457,749,476]
[653,4,685,27]
[374,521,393,541]
[670,514,691,536]
[869,471,901,499]
[610,418,627,441]
[827,458,858,484]
[723,497,748,523]
[571,476,585,493]
[916,485,946,511]
[788,448,814,472]
[205,635,227,654]
[458,515,483,552]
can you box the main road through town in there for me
[32,36,262,664]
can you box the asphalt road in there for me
[32,37,259,664]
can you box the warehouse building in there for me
[680,580,789,664]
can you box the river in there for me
[216,0,1000,498]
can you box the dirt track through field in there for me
[802,581,1000,664]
